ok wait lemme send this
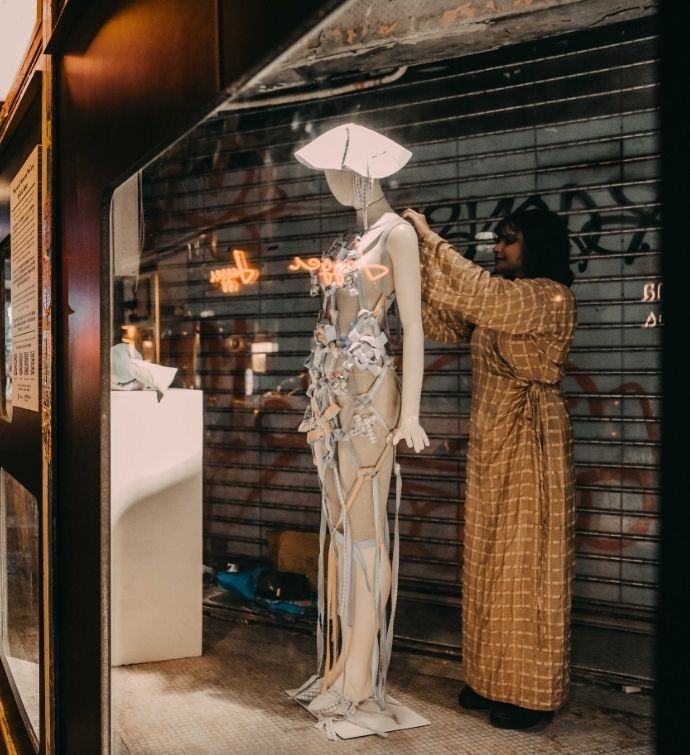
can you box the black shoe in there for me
[458,685,492,710]
[489,702,554,729]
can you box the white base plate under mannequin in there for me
[286,687,430,740]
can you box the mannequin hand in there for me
[402,209,432,241]
[392,416,430,453]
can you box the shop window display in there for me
[107,17,659,750]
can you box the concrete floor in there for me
[112,615,654,754]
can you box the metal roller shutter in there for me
[136,18,659,675]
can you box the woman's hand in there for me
[402,208,432,241]
[392,416,430,453]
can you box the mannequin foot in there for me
[345,682,374,706]
[489,702,554,729]
[324,675,372,707]
[291,674,323,703]
[308,687,356,717]
[458,685,493,710]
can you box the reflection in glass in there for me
[0,468,40,746]
[111,174,161,369]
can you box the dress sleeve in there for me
[421,296,472,344]
[420,231,557,335]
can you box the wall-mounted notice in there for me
[9,146,41,412]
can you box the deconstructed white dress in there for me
[295,214,408,721]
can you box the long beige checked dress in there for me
[419,230,576,711]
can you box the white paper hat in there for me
[294,122,411,179]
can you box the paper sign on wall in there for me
[9,146,41,412]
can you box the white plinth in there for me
[111,389,203,666]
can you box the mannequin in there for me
[291,124,428,732]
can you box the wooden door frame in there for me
[49,1,340,752]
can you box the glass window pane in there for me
[0,468,40,746]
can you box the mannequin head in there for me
[325,169,384,209]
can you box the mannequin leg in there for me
[337,540,392,703]
[307,367,399,712]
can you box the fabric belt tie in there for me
[524,381,556,648]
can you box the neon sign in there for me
[287,256,389,286]
[209,249,260,293]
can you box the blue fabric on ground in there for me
[216,566,266,601]
[216,567,316,617]
[257,598,315,616]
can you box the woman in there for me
[402,206,576,730]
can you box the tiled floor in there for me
[112,615,653,754]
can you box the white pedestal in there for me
[111,389,203,666]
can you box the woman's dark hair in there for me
[496,207,574,287]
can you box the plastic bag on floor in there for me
[215,566,314,616]
[215,565,265,601]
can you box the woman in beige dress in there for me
[403,206,576,730]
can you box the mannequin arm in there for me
[387,223,430,453]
